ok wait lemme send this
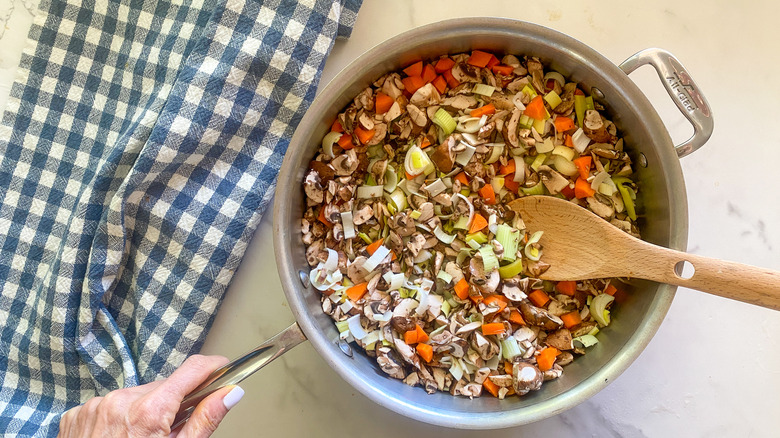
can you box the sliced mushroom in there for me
[543,364,564,381]
[308,160,335,182]
[410,83,441,108]
[367,122,387,145]
[537,165,570,195]
[503,108,523,148]
[390,212,416,237]
[303,170,324,203]
[376,347,407,379]
[353,87,374,111]
[369,159,388,185]
[554,82,577,115]
[587,194,616,219]
[484,92,515,111]
[430,138,455,173]
[469,257,500,294]
[392,298,419,319]
[391,316,416,334]
[382,73,404,100]
[450,62,481,83]
[407,103,427,127]
[501,277,528,301]
[519,301,564,330]
[526,57,545,93]
[384,101,402,123]
[545,328,573,351]
[440,94,478,111]
[352,204,374,225]
[512,361,543,395]
[583,109,614,143]
[470,331,499,361]
[331,149,359,176]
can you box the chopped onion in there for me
[323,249,339,272]
[362,330,380,347]
[384,167,398,193]
[590,171,610,190]
[551,155,579,177]
[513,157,526,183]
[488,213,498,235]
[551,145,575,161]
[536,137,554,153]
[383,271,405,291]
[589,293,615,327]
[424,178,447,197]
[385,188,408,211]
[433,225,457,244]
[339,300,354,314]
[340,212,356,239]
[460,132,480,146]
[456,116,487,134]
[415,278,434,316]
[486,354,501,371]
[404,145,435,176]
[573,334,599,349]
[413,249,433,264]
[452,193,475,228]
[571,128,591,153]
[485,144,504,164]
[364,245,391,272]
[449,359,464,381]
[455,142,477,166]
[374,311,393,323]
[321,131,342,159]
[347,314,368,340]
[524,231,544,261]
[543,71,566,88]
[357,185,384,199]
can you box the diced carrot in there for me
[468,213,488,234]
[492,64,515,76]
[443,69,460,88]
[554,116,576,133]
[337,133,354,150]
[420,137,432,149]
[506,387,516,396]
[574,177,596,198]
[479,183,496,205]
[346,282,368,302]
[498,160,516,176]
[574,88,585,96]
[416,343,433,363]
[322,288,335,296]
[561,311,582,329]
[564,134,574,148]
[556,281,577,296]
[366,238,384,256]
[468,50,494,68]
[573,156,592,180]
[507,309,526,326]
[401,75,425,95]
[415,324,429,343]
[431,75,447,94]
[470,103,496,118]
[403,61,423,77]
[434,57,456,73]
[524,95,546,120]
[454,278,469,300]
[504,361,514,375]
[483,378,500,397]
[537,347,560,371]
[331,119,344,133]
[422,64,437,84]
[528,289,550,308]
[375,92,394,115]
[486,55,500,69]
[482,295,509,313]
[469,292,484,305]
[454,172,469,185]
[503,176,519,194]
[317,206,332,227]
[404,329,418,345]
[481,322,506,336]
[353,126,375,145]
[605,283,619,296]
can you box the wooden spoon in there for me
[508,196,780,311]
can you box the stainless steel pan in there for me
[173,18,712,429]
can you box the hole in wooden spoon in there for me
[674,260,695,280]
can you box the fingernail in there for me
[222,386,245,410]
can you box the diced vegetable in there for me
[472,84,495,97]
[553,116,576,133]
[544,90,562,109]
[561,311,582,329]
[498,259,524,279]
[434,57,455,73]
[528,289,550,307]
[481,322,506,335]
[470,102,496,117]
[495,224,520,262]
[536,347,560,371]
[467,50,494,68]
[468,213,488,234]
[573,156,592,180]
[524,95,547,120]
[403,61,423,77]
[479,183,497,205]
[416,343,434,362]
[590,293,615,327]
[479,245,499,272]
[346,282,368,302]
[556,281,577,296]
[574,177,596,198]
[573,334,599,349]
[454,278,470,300]
[375,92,394,114]
[432,108,457,135]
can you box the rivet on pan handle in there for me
[171,323,307,430]
[619,48,714,158]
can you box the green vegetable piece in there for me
[498,258,523,279]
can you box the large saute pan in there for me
[174,18,713,429]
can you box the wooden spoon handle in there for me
[632,240,780,310]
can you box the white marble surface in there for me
[1,0,779,437]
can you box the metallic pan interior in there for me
[273,18,688,429]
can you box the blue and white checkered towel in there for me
[0,0,361,434]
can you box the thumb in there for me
[176,385,244,438]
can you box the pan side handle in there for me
[171,322,307,429]
[619,48,713,158]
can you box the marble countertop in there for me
[2,0,779,437]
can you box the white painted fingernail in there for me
[222,386,245,410]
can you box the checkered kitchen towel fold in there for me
[0,0,361,434]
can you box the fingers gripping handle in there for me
[619,48,713,158]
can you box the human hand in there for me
[58,355,244,438]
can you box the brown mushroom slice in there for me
[430,140,455,173]
[583,109,615,143]
[389,212,416,237]
[537,165,569,195]
[545,328,574,351]
[512,361,543,395]
[526,57,545,93]
[440,94,478,111]
[303,170,324,203]
[331,149,359,176]
[384,101,402,123]
[409,83,442,108]
[586,193,616,220]
[519,301,563,331]
[502,108,523,149]
[450,62,481,83]
[376,347,407,379]
[469,257,500,294]
[407,103,428,127]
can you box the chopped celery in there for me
[442,220,455,234]
[587,326,600,336]
[498,258,523,279]
[521,181,545,196]
[460,188,471,196]
[495,224,520,262]
[465,231,488,245]
[467,239,481,250]
[612,177,637,221]
[335,320,350,334]
[544,90,562,109]
[433,108,457,135]
[573,334,599,349]
[521,84,537,99]
[530,153,547,171]
[357,232,372,244]
[410,210,422,220]
[532,117,547,134]
[519,114,532,129]
[441,299,452,317]
[365,174,377,186]
[437,269,453,284]
[574,94,587,127]
[452,215,470,230]
[479,245,499,272]
[585,96,595,110]
[501,337,523,360]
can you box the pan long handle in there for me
[171,322,307,430]
[619,48,713,158]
